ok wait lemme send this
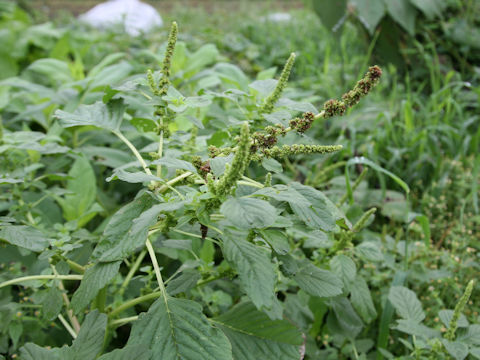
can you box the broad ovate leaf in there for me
[55,98,125,132]
[293,261,343,298]
[213,302,303,360]
[0,225,49,252]
[71,261,121,314]
[57,156,97,225]
[93,193,156,261]
[388,286,425,323]
[20,310,107,360]
[127,296,232,360]
[220,197,277,229]
[223,230,276,310]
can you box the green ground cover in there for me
[0,1,479,359]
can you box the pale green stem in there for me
[51,264,81,334]
[237,180,264,188]
[119,249,147,296]
[157,171,193,193]
[157,121,164,178]
[109,315,139,328]
[0,275,83,289]
[113,130,152,176]
[145,239,167,300]
[241,176,264,187]
[109,291,162,318]
[172,228,220,245]
[58,314,77,339]
[66,259,85,274]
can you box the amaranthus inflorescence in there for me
[445,280,474,341]
[148,21,178,97]
[260,52,296,114]
[214,122,251,196]
[207,61,382,166]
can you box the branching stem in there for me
[0,275,83,289]
[113,130,152,175]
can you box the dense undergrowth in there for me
[0,1,480,359]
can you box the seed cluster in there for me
[322,65,383,118]
[289,111,315,133]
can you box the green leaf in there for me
[260,229,290,255]
[26,58,73,85]
[106,169,161,183]
[346,157,410,197]
[98,345,151,360]
[393,318,439,338]
[55,99,126,132]
[213,63,250,90]
[220,197,277,229]
[57,156,96,224]
[93,193,156,261]
[249,79,278,97]
[329,296,364,339]
[127,296,232,360]
[439,310,469,328]
[88,52,126,78]
[183,43,220,74]
[385,0,417,36]
[330,254,356,286]
[223,230,276,310]
[19,343,63,360]
[99,200,186,261]
[71,261,121,314]
[354,241,384,262]
[19,310,107,360]
[312,0,348,32]
[409,0,445,19]
[388,286,425,323]
[471,347,480,359]
[68,310,107,360]
[210,154,234,177]
[42,287,63,320]
[9,321,22,348]
[213,302,302,360]
[289,182,349,231]
[153,157,197,173]
[0,225,49,252]
[293,261,343,298]
[441,340,469,360]
[350,276,377,323]
[461,324,480,345]
[261,157,283,173]
[166,269,202,296]
[351,0,386,34]
[131,117,157,133]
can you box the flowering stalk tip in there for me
[215,122,251,195]
[260,52,296,114]
[445,280,474,341]
[158,21,178,95]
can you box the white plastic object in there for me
[79,0,163,36]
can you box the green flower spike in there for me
[264,173,272,187]
[262,144,343,158]
[445,280,474,341]
[147,69,160,96]
[158,21,178,95]
[260,52,296,114]
[215,122,251,196]
[352,208,376,232]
